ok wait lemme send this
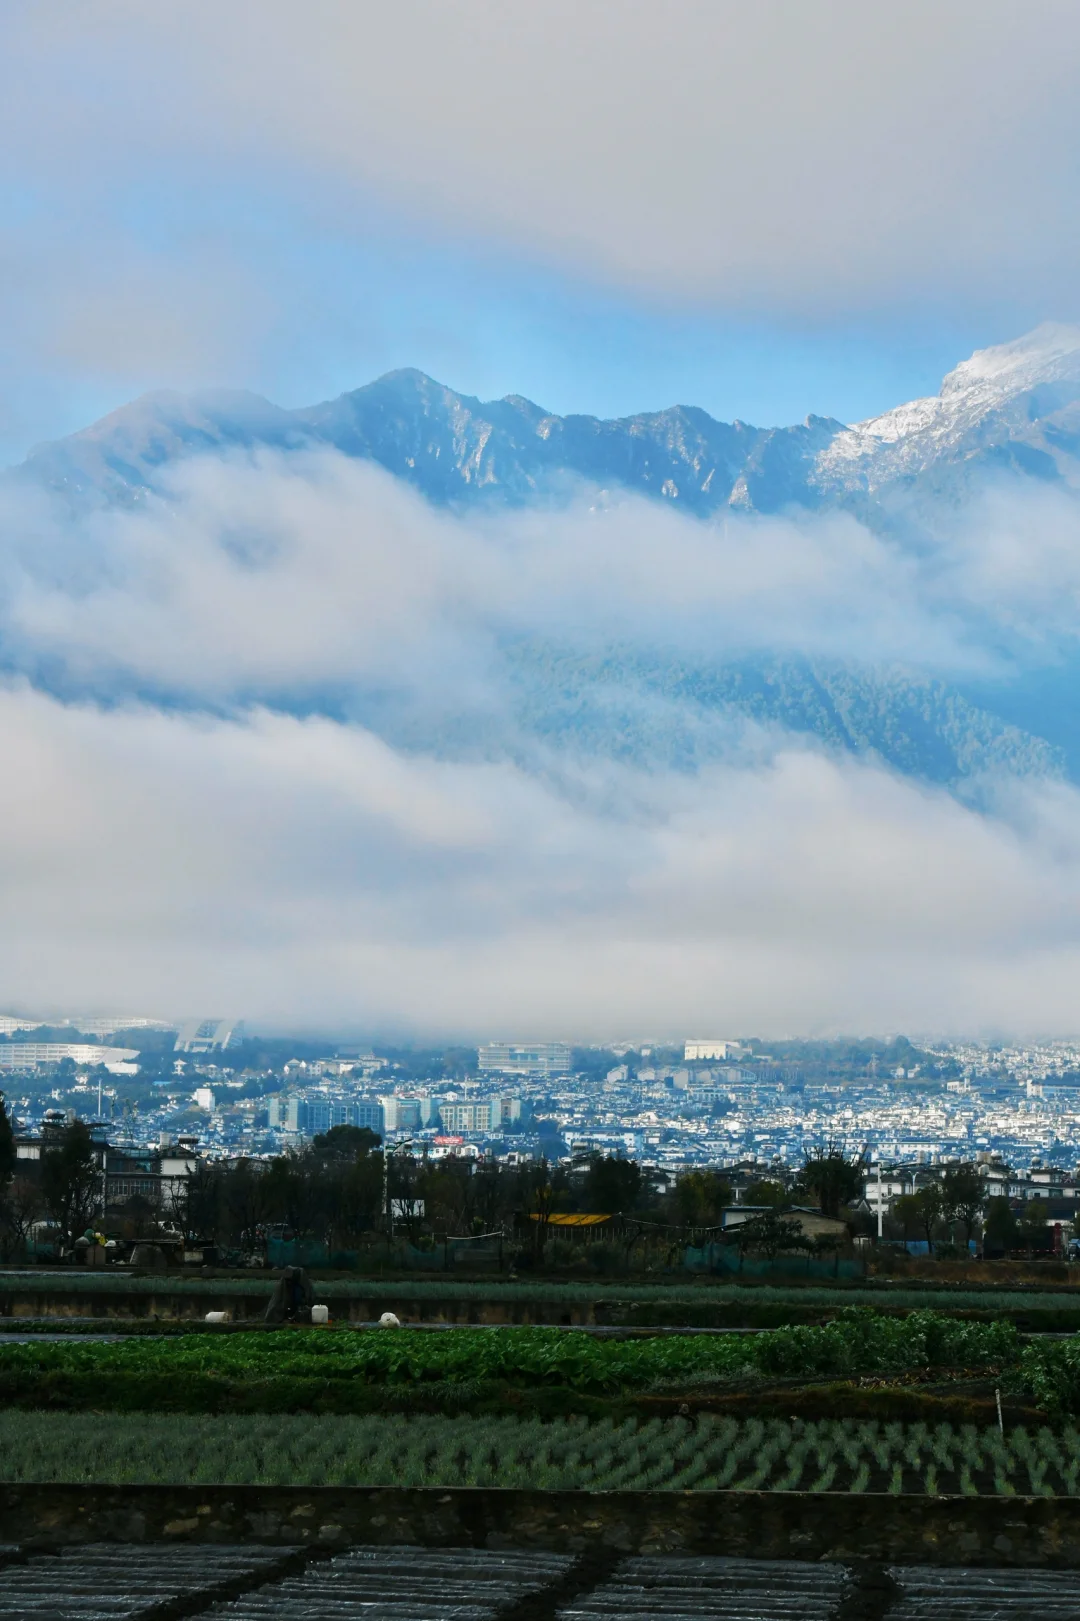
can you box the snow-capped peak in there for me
[942,322,1080,398]
[814,324,1080,491]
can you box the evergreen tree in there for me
[0,1092,14,1188]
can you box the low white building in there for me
[0,1044,138,1072]
[684,1040,745,1062]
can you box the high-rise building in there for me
[269,1093,383,1136]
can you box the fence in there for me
[684,1243,866,1279]
[266,1235,505,1272]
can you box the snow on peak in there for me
[814,323,1080,490]
[941,322,1080,399]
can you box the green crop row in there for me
[0,1411,1074,1495]
[0,1311,1017,1395]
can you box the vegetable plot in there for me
[0,1411,1075,1494]
[0,1310,1017,1393]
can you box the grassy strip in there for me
[0,1373,1033,1425]
[4,1274,1080,1311]
[0,1312,1018,1393]
[0,1410,1074,1494]
[2,1301,1079,1334]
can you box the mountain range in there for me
[9,324,1080,795]
[17,323,1080,520]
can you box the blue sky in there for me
[0,166,992,466]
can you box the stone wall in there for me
[2,1486,1080,1566]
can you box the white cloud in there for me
[5,1,1080,317]
[2,683,1080,1035]
[0,448,993,708]
[0,449,1078,1034]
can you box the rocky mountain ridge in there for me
[17,324,1080,519]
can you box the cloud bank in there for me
[6,1,1080,319]
[3,450,1080,1035]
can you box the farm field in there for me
[0,1310,1051,1425]
[0,1312,1018,1394]
[0,1410,1077,1495]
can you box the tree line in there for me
[0,1100,1050,1263]
[0,1108,868,1258]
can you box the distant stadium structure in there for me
[174,1019,244,1053]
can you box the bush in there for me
[1012,1339,1080,1418]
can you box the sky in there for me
[3,1,1080,1038]
[4,2,1080,462]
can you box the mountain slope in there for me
[814,323,1080,500]
[499,646,1063,787]
[17,390,305,505]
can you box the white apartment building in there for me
[439,1097,522,1133]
